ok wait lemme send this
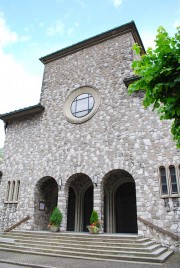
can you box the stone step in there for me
[3,230,140,239]
[2,232,149,244]
[0,231,173,263]
[10,240,161,253]
[0,245,173,263]
[0,240,168,257]
[13,238,156,249]
[2,236,154,248]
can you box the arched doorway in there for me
[115,182,137,233]
[103,169,137,234]
[66,173,93,232]
[34,176,58,230]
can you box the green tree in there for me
[128,26,180,148]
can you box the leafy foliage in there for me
[49,207,63,227]
[128,26,180,148]
[90,210,100,227]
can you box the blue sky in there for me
[0,0,180,147]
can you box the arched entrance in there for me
[103,169,137,233]
[66,173,93,232]
[34,176,58,230]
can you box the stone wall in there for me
[0,30,179,249]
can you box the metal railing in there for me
[138,216,179,241]
[3,215,30,232]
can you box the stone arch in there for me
[34,176,58,230]
[65,173,93,232]
[102,169,137,233]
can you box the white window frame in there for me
[4,180,20,203]
[159,165,180,198]
[63,86,100,124]
[168,165,179,196]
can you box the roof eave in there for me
[40,21,145,65]
[123,76,141,88]
[0,104,45,123]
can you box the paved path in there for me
[0,264,30,268]
[0,251,179,268]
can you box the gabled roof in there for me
[0,104,45,123]
[40,21,145,64]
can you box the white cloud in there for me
[173,20,180,28]
[173,2,180,29]
[0,13,42,148]
[111,0,122,8]
[0,12,18,48]
[46,20,64,36]
[140,31,156,50]
[0,49,42,148]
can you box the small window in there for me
[14,180,20,201]
[159,165,180,198]
[159,167,168,195]
[169,166,178,194]
[10,181,15,201]
[4,180,20,203]
[71,93,94,118]
[5,181,11,202]
[63,86,100,124]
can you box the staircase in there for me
[0,231,173,263]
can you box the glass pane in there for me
[172,183,178,193]
[169,166,178,193]
[71,93,94,118]
[71,101,76,113]
[76,98,88,112]
[6,182,10,201]
[162,184,168,194]
[75,110,88,117]
[171,175,177,184]
[160,167,168,195]
[89,96,94,109]
[11,181,15,201]
[161,176,167,184]
[169,166,176,175]
[160,167,166,176]
[77,94,89,100]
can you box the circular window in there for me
[71,93,94,118]
[63,86,100,124]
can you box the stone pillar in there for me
[57,186,67,232]
[93,183,103,231]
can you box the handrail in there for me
[3,215,30,232]
[138,216,179,241]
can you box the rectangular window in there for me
[169,166,178,194]
[159,167,168,195]
[14,180,20,201]
[5,181,11,202]
[159,165,180,198]
[10,181,15,201]
[4,180,20,203]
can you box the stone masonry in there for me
[0,22,179,251]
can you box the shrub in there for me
[90,210,100,227]
[49,207,63,227]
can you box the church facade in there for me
[0,21,179,250]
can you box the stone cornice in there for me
[40,21,145,64]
